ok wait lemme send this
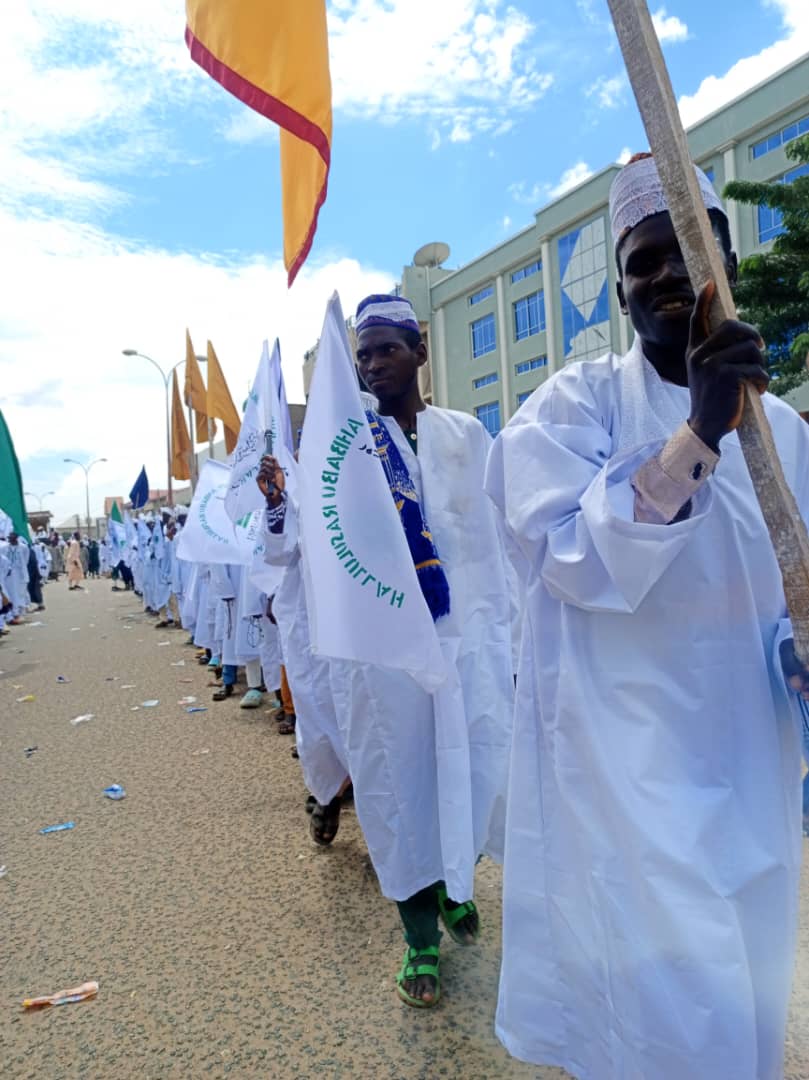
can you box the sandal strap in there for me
[397,946,440,983]
[400,963,438,980]
[437,889,477,929]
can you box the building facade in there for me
[400,52,809,434]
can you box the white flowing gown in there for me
[485,343,807,1080]
[327,405,515,902]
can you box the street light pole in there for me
[63,459,107,535]
[123,349,172,506]
[123,350,209,499]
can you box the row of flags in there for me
[171,331,243,484]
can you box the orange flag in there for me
[184,329,214,442]
[206,341,241,454]
[171,370,192,482]
[185,0,332,286]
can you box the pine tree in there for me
[724,134,809,397]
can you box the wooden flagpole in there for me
[607,0,809,665]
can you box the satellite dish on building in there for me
[413,242,450,268]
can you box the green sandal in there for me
[396,946,441,1008]
[437,886,480,945]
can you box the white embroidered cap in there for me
[609,153,726,247]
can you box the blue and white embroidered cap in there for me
[356,294,420,335]
[609,153,726,247]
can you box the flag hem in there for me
[184,24,330,286]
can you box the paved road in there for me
[1,578,808,1079]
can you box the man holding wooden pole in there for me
[485,150,809,1077]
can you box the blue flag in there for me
[129,466,149,510]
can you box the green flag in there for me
[110,499,123,524]
[0,409,29,539]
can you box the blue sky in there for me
[2,0,807,523]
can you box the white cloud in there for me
[0,209,393,524]
[328,0,553,144]
[678,0,809,126]
[617,146,633,165]
[0,2,205,216]
[508,160,595,210]
[508,180,545,207]
[549,162,594,198]
[503,215,512,230]
[585,73,627,109]
[449,120,473,144]
[651,7,690,44]
[222,109,281,145]
[575,0,603,25]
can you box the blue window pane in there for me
[471,313,496,358]
[517,391,532,406]
[557,231,577,267]
[469,285,494,306]
[515,355,547,375]
[514,291,546,341]
[475,401,501,437]
[758,203,784,243]
[703,167,715,183]
[473,372,498,389]
[785,163,809,183]
[758,163,809,243]
[751,115,809,159]
[511,260,541,284]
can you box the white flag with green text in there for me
[224,338,297,526]
[297,293,446,692]
[177,459,264,566]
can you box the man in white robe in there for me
[264,294,514,1009]
[66,532,84,590]
[36,541,51,581]
[5,532,30,618]
[0,512,14,630]
[486,154,808,1080]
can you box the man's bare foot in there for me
[397,946,440,1008]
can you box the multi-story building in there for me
[399,52,809,433]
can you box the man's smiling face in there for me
[616,211,736,368]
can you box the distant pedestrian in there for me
[49,535,64,579]
[88,539,100,578]
[27,544,44,610]
[67,532,84,591]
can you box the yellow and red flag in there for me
[171,369,193,482]
[185,0,332,286]
[206,341,242,455]
[184,329,215,442]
